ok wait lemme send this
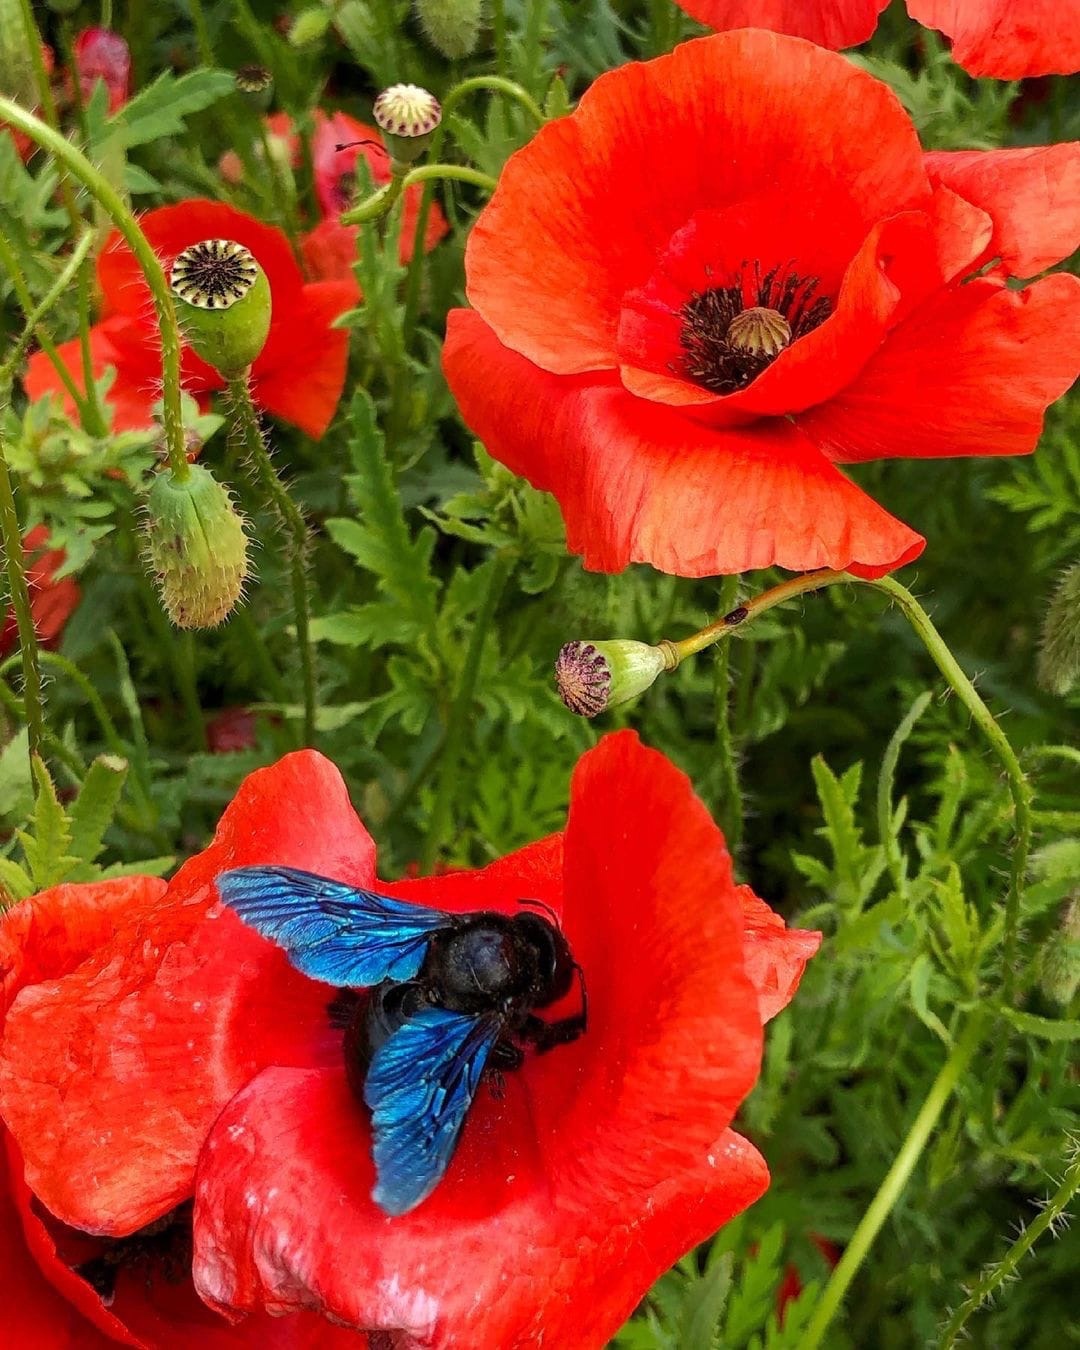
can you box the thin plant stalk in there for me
[0,424,44,763]
[225,374,317,746]
[713,573,743,855]
[0,97,190,479]
[801,1014,986,1349]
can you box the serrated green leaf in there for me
[114,69,237,149]
[16,758,77,889]
[999,1007,1080,1042]
[68,754,129,866]
[0,855,33,905]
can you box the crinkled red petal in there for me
[443,308,925,577]
[906,0,1080,78]
[673,0,889,45]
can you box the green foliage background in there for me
[2,1,1078,1345]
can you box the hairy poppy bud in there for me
[1040,896,1080,1006]
[373,83,441,168]
[169,239,272,379]
[555,639,669,717]
[414,0,482,59]
[143,465,250,628]
[1036,560,1080,697]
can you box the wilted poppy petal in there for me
[906,0,1080,78]
[466,31,929,375]
[925,145,1080,276]
[0,753,376,1235]
[444,308,925,577]
[673,0,889,45]
[799,273,1080,462]
[251,279,354,437]
[736,886,822,1023]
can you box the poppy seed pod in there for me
[372,83,441,167]
[555,639,669,717]
[170,239,272,379]
[143,465,250,629]
[414,0,483,59]
[1040,897,1080,1006]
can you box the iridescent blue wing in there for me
[215,865,452,987]
[364,1005,503,1216]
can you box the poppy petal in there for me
[466,31,929,375]
[798,273,1080,462]
[21,319,164,432]
[0,753,376,1235]
[736,886,822,1023]
[192,1071,768,1347]
[924,145,1080,276]
[672,0,889,45]
[906,0,1080,79]
[443,308,925,577]
[250,280,354,438]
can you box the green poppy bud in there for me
[414,0,483,59]
[143,464,250,629]
[1037,559,1080,697]
[169,239,272,379]
[1040,897,1080,1006]
[372,83,442,169]
[555,639,670,717]
[0,0,38,105]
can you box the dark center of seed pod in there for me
[677,263,832,395]
[554,641,612,718]
[170,239,260,311]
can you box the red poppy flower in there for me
[23,200,355,438]
[676,1,1080,77]
[72,28,131,114]
[0,734,818,1347]
[0,525,81,658]
[442,32,1080,579]
[258,111,449,290]
[0,877,354,1346]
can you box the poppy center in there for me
[59,1201,194,1305]
[678,264,831,395]
[170,239,260,310]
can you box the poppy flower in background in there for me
[442,31,1080,580]
[0,525,81,658]
[258,110,449,289]
[678,1,1080,77]
[23,199,355,438]
[0,734,818,1347]
[71,28,131,113]
[0,877,356,1347]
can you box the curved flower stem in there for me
[0,228,96,390]
[939,1142,1080,1348]
[0,422,44,765]
[422,553,512,872]
[801,1013,986,1350]
[225,374,317,747]
[341,164,498,227]
[441,75,546,126]
[0,96,190,480]
[401,163,499,192]
[870,576,1033,1009]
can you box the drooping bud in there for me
[727,306,791,357]
[555,639,668,717]
[143,465,250,628]
[1040,897,1080,1006]
[1036,559,1080,697]
[414,0,482,59]
[373,83,441,168]
[170,239,272,379]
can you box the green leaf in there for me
[999,1007,1080,1042]
[68,754,129,866]
[0,855,33,905]
[15,758,79,889]
[115,69,237,149]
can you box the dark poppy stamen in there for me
[170,239,259,311]
[70,1201,194,1305]
[554,641,612,717]
[677,263,832,395]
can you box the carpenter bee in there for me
[215,866,587,1216]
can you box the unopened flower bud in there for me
[555,639,668,717]
[1040,897,1080,1006]
[1037,560,1080,697]
[0,0,40,104]
[414,0,482,59]
[170,239,271,378]
[143,465,250,628]
[373,83,441,168]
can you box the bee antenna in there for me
[518,896,559,926]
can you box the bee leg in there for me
[489,1039,525,1071]
[521,1011,587,1054]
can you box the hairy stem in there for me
[226,374,316,746]
[0,424,44,765]
[802,1014,986,1349]
[0,97,190,479]
[712,574,743,855]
